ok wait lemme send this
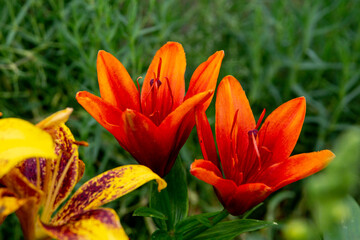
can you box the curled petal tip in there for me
[156,178,167,192]
[36,108,73,128]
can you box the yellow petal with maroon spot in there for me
[41,208,129,240]
[0,118,56,178]
[53,165,166,224]
[37,108,82,212]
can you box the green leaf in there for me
[151,230,183,240]
[192,219,277,240]
[133,207,168,220]
[151,230,172,240]
[175,211,222,234]
[324,196,360,240]
[150,158,189,230]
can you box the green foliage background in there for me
[1,0,360,239]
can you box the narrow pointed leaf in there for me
[175,211,222,234]
[193,219,277,240]
[133,207,168,220]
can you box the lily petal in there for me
[119,109,168,173]
[41,208,128,240]
[97,50,140,111]
[0,118,56,178]
[225,183,273,216]
[36,109,81,211]
[195,109,219,169]
[190,160,237,205]
[160,91,213,131]
[158,90,213,175]
[141,42,186,111]
[36,108,73,129]
[215,76,255,179]
[0,188,27,224]
[76,91,127,144]
[53,165,166,224]
[258,97,306,167]
[185,50,224,110]
[258,150,335,191]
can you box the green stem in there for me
[184,209,229,240]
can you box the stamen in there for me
[165,77,174,110]
[36,158,41,189]
[250,132,261,170]
[136,76,143,113]
[73,140,89,147]
[157,58,162,79]
[41,152,62,222]
[255,108,266,130]
[230,110,239,140]
[42,151,77,223]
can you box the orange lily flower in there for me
[76,42,224,176]
[190,76,335,216]
[0,109,166,240]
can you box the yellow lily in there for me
[0,109,166,240]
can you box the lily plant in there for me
[190,76,335,215]
[0,109,166,240]
[76,42,224,176]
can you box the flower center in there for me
[229,109,270,186]
[140,58,174,126]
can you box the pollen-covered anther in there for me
[73,140,89,147]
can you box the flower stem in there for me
[184,209,229,240]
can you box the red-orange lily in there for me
[190,76,335,216]
[76,42,224,176]
[0,109,166,240]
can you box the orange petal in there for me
[122,109,172,175]
[215,76,255,179]
[42,208,129,240]
[76,91,124,137]
[185,50,224,110]
[160,90,212,131]
[53,165,166,224]
[258,97,306,167]
[190,160,236,204]
[190,160,273,216]
[158,91,213,175]
[258,150,335,191]
[97,50,140,111]
[141,42,186,111]
[225,183,273,216]
[195,109,219,169]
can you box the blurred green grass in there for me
[1,0,360,239]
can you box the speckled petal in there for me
[0,118,56,178]
[41,208,129,240]
[52,165,166,224]
[36,109,81,211]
